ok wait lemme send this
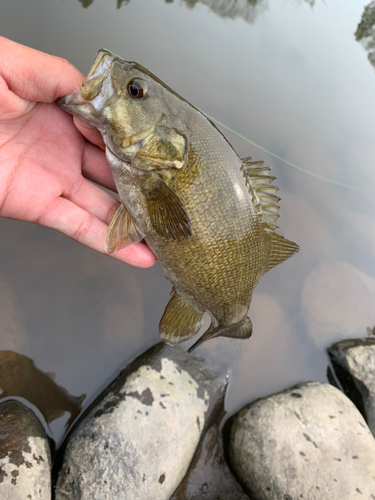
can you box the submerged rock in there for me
[171,404,249,500]
[0,400,52,500]
[328,337,375,436]
[54,343,228,500]
[226,381,375,499]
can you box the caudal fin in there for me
[188,316,252,352]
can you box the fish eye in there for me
[127,79,147,99]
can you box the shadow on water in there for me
[355,1,375,70]
[0,351,84,428]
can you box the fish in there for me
[58,49,299,351]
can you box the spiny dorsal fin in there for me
[264,231,299,273]
[241,157,299,270]
[241,157,299,269]
[241,157,281,231]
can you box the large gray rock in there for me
[227,381,375,500]
[328,338,375,436]
[0,400,52,500]
[54,343,228,500]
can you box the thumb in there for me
[0,36,83,104]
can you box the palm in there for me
[1,102,100,224]
[0,37,155,268]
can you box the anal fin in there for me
[105,203,144,254]
[159,289,204,346]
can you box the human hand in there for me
[0,36,156,268]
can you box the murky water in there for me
[1,0,375,445]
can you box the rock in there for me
[328,338,375,436]
[54,343,228,500]
[226,381,375,499]
[171,404,249,500]
[0,400,52,500]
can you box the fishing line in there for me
[198,108,365,192]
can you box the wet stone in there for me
[328,338,375,436]
[226,382,375,499]
[54,343,228,500]
[0,400,51,500]
[171,404,249,500]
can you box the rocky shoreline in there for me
[1,337,375,499]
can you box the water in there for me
[0,0,374,446]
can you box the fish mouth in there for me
[58,89,86,111]
[57,89,103,131]
[57,49,117,124]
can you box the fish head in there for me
[59,49,186,168]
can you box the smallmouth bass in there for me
[59,50,299,351]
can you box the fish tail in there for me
[188,316,252,352]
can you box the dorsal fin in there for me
[263,231,299,272]
[240,157,281,231]
[241,157,299,271]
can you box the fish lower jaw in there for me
[105,142,137,165]
[122,142,143,157]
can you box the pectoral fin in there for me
[137,172,193,240]
[159,288,204,346]
[105,203,144,254]
[132,126,188,171]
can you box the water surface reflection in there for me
[0,0,374,443]
[355,1,375,69]
[76,0,325,25]
[0,351,84,427]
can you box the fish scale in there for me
[58,49,299,350]
[137,119,260,340]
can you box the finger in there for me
[81,141,117,192]
[38,196,156,268]
[0,36,83,103]
[74,117,105,150]
[0,75,35,120]
[64,176,119,224]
